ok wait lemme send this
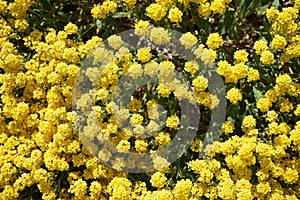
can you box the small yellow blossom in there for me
[180,32,198,48]
[168,7,183,23]
[206,33,223,49]
[150,172,167,188]
[64,22,78,35]
[166,115,180,129]
[226,88,242,104]
[137,47,152,63]
[146,3,167,21]
[260,50,275,64]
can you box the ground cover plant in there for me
[0,0,300,199]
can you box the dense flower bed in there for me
[0,0,300,199]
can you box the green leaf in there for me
[195,16,211,35]
[244,0,261,18]
[112,12,131,18]
[237,0,245,12]
[271,0,280,9]
[96,19,102,28]
[219,11,235,35]
[256,4,269,16]
[239,0,251,19]
[228,25,237,40]
[227,103,241,119]
[253,86,264,101]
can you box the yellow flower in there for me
[69,179,88,197]
[117,139,131,152]
[266,110,278,122]
[241,115,256,132]
[8,0,33,18]
[134,20,150,36]
[146,3,167,21]
[257,98,272,112]
[222,121,235,135]
[210,0,226,14]
[150,172,167,188]
[107,34,123,49]
[254,40,268,55]
[172,179,193,199]
[156,0,175,7]
[0,0,7,14]
[202,48,217,64]
[226,87,242,104]
[190,140,203,152]
[147,120,160,132]
[279,98,293,113]
[135,140,148,152]
[130,113,144,125]
[283,168,299,184]
[276,74,292,89]
[256,181,271,195]
[180,32,198,48]
[197,3,211,18]
[123,0,137,8]
[155,132,171,147]
[295,0,300,9]
[137,47,152,63]
[129,98,142,112]
[166,115,180,129]
[294,104,300,116]
[14,19,29,32]
[90,181,102,198]
[144,61,159,76]
[150,27,171,45]
[152,156,170,171]
[153,189,174,199]
[247,67,260,82]
[206,33,223,49]
[168,7,183,23]
[266,7,279,22]
[184,61,199,75]
[157,84,171,97]
[192,75,208,92]
[63,47,80,64]
[127,62,143,78]
[187,159,207,174]
[64,22,78,35]
[107,178,132,199]
[271,35,287,50]
[160,60,176,69]
[91,6,106,19]
[260,50,275,64]
[234,49,248,63]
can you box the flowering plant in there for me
[0,0,300,199]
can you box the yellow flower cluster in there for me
[144,0,232,22]
[168,7,183,23]
[258,3,300,62]
[256,73,300,113]
[226,87,243,104]
[217,60,259,84]
[206,32,223,49]
[134,20,150,36]
[150,171,167,188]
[0,4,130,198]
[137,47,152,63]
[1,0,300,199]
[123,0,137,8]
[146,3,167,21]
[91,0,117,19]
[194,44,217,65]
[180,32,198,48]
